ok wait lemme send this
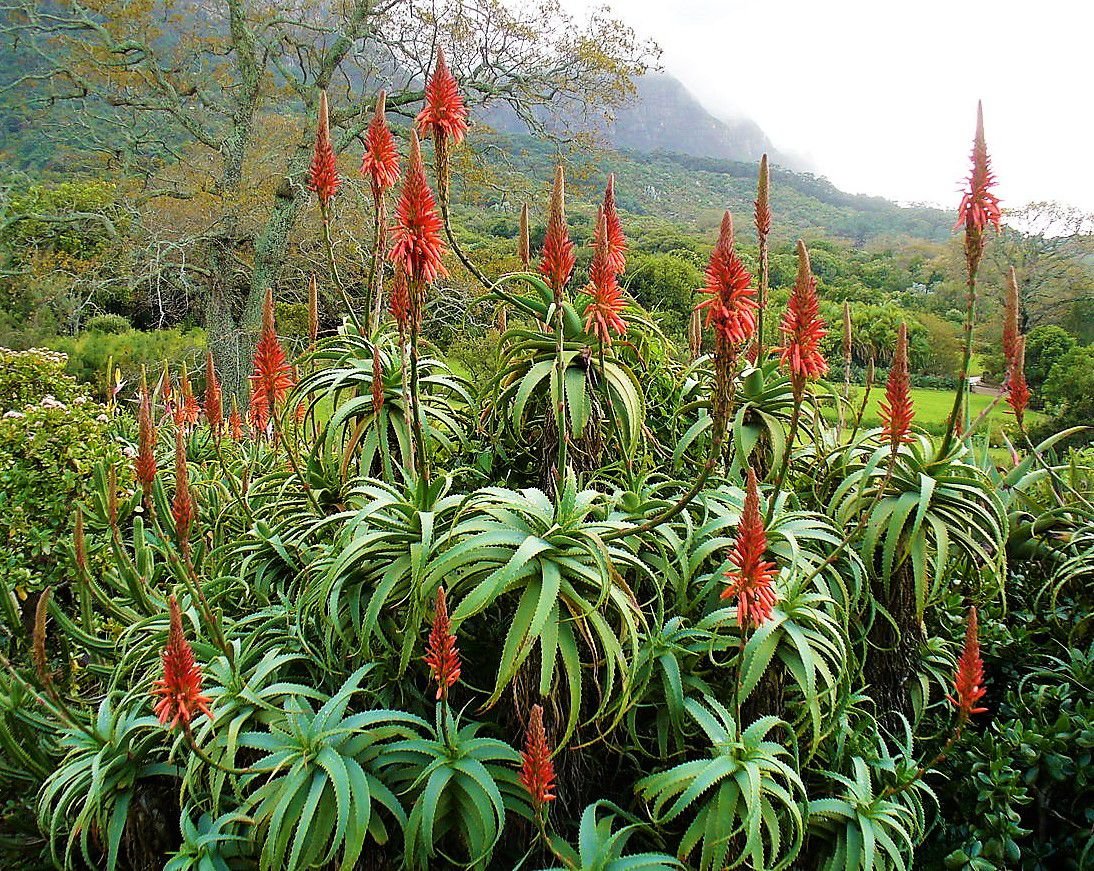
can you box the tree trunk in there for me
[867,560,925,731]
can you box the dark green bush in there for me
[82,313,133,335]
[49,327,205,394]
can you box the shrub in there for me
[0,347,80,411]
[82,313,133,335]
[49,327,205,394]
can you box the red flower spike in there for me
[540,165,575,301]
[204,352,222,436]
[361,90,401,196]
[583,211,627,345]
[415,46,469,146]
[519,704,557,810]
[1002,267,1020,370]
[248,289,295,437]
[389,129,447,287]
[228,397,244,442]
[307,90,341,208]
[956,102,1001,236]
[371,343,385,416]
[601,174,627,276]
[779,240,828,391]
[720,469,778,628]
[178,365,200,429]
[152,595,213,730]
[948,606,988,720]
[171,428,195,557]
[696,211,757,348]
[136,376,158,495]
[423,587,460,699]
[880,322,915,451]
[1005,334,1030,427]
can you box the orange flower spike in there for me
[1005,335,1030,428]
[248,288,295,437]
[416,46,468,146]
[307,90,341,208]
[371,343,385,416]
[583,211,627,345]
[721,469,778,627]
[695,210,757,347]
[171,428,195,558]
[204,352,222,435]
[948,606,988,721]
[519,703,557,811]
[956,102,1001,237]
[601,174,627,276]
[779,240,828,393]
[228,397,244,442]
[136,371,158,497]
[361,90,401,196]
[388,129,448,287]
[152,595,213,730]
[539,165,576,301]
[423,587,460,700]
[880,322,915,451]
[1002,267,1020,369]
[179,364,200,429]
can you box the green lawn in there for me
[824,386,1042,440]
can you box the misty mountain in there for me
[481,73,788,167]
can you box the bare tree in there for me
[3,0,657,393]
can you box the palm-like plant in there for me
[636,697,807,871]
[545,801,684,870]
[237,668,424,870]
[439,473,647,741]
[382,704,527,870]
[295,328,470,482]
[38,697,173,871]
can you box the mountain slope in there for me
[482,73,785,166]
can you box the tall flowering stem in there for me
[309,90,358,330]
[152,595,213,731]
[880,322,915,454]
[248,289,295,442]
[423,587,460,700]
[540,165,575,483]
[842,302,853,401]
[696,211,756,437]
[519,704,557,816]
[172,428,195,559]
[942,102,1001,457]
[1002,267,1020,368]
[721,469,778,628]
[390,129,447,484]
[770,240,826,520]
[362,90,401,329]
[204,351,222,437]
[754,154,772,359]
[136,369,157,509]
[1004,335,1030,428]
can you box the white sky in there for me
[566,0,1094,212]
